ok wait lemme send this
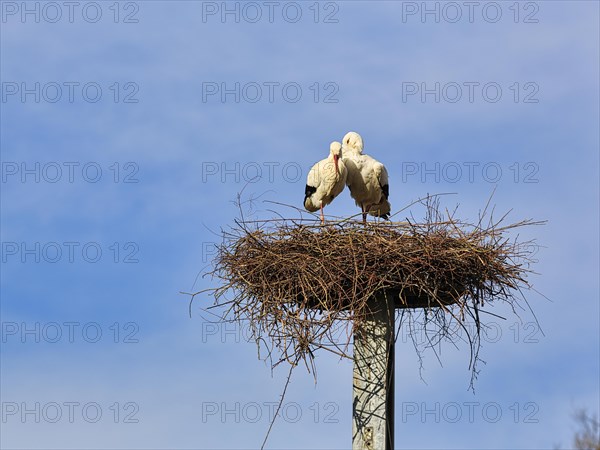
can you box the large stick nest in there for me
[194,197,542,385]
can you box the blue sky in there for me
[1,1,599,449]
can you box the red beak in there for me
[333,154,339,175]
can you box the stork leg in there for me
[362,205,367,224]
[320,203,325,225]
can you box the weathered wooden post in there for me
[352,293,395,450]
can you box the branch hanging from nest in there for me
[187,195,543,388]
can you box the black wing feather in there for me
[381,184,389,200]
[304,184,317,204]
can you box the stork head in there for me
[342,131,363,154]
[330,141,342,175]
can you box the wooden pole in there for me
[352,293,395,450]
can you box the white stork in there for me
[304,141,348,224]
[341,131,391,223]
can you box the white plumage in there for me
[304,141,348,223]
[341,131,391,222]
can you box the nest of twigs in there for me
[193,197,541,386]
